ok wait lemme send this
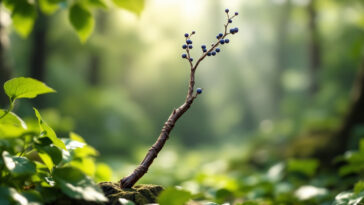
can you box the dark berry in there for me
[212,51,216,56]
[218,33,223,38]
[216,35,220,39]
[189,45,193,49]
[235,12,239,15]
[192,31,196,34]
[182,44,187,49]
[203,48,207,52]
[184,33,189,37]
[182,54,187,58]
[230,28,235,33]
[189,58,193,62]
[224,39,230,43]
[201,45,206,49]
[207,52,212,56]
[225,9,229,13]
[216,48,220,52]
[228,19,232,23]
[186,39,192,44]
[196,88,203,94]
[234,27,239,33]
[220,39,225,44]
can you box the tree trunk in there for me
[314,56,364,161]
[307,0,321,96]
[88,12,107,86]
[29,11,48,108]
[272,0,292,117]
[0,6,12,107]
[30,12,48,82]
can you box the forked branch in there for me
[120,9,239,188]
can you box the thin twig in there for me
[119,11,238,188]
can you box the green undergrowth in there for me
[0,77,112,204]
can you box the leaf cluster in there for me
[0,77,112,204]
[2,0,145,42]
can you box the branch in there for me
[119,9,239,189]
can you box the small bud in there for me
[196,88,203,94]
[192,31,196,34]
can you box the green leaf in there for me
[354,181,364,194]
[0,186,28,205]
[22,190,43,205]
[2,151,36,175]
[333,191,364,205]
[287,158,319,177]
[39,0,60,15]
[119,198,135,205]
[0,110,27,138]
[34,108,66,150]
[112,0,144,16]
[95,163,112,182]
[4,77,55,102]
[158,187,192,205]
[53,167,108,202]
[69,3,94,43]
[10,0,37,37]
[35,137,63,171]
[87,0,108,8]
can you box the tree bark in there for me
[330,56,364,156]
[119,17,237,188]
[307,0,321,96]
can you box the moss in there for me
[99,182,164,205]
[51,182,164,205]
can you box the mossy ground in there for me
[52,182,164,205]
[99,182,164,205]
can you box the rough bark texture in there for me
[307,0,321,96]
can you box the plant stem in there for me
[119,14,236,188]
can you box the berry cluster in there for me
[181,8,238,62]
[181,8,239,95]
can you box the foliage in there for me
[2,0,145,42]
[0,77,112,204]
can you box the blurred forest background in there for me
[1,0,364,203]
